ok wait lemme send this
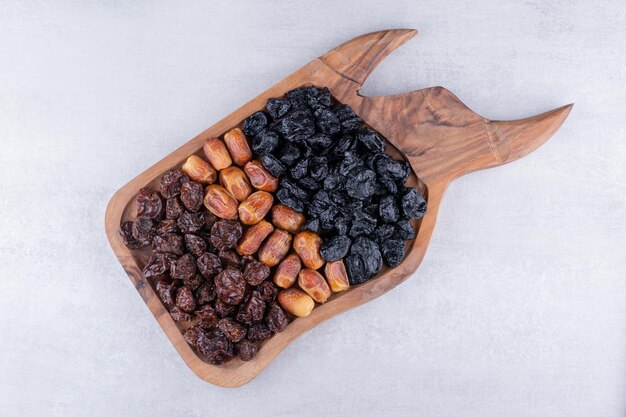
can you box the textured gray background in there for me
[1,1,625,416]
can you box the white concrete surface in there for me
[1,1,625,416]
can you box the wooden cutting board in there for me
[105,29,572,387]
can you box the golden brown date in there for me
[219,166,252,202]
[273,253,301,289]
[297,269,331,303]
[223,128,252,166]
[258,229,292,267]
[243,160,278,192]
[277,288,315,318]
[236,220,274,255]
[203,184,238,219]
[181,155,217,184]
[293,231,325,270]
[203,137,232,170]
[238,191,273,225]
[324,260,350,292]
[271,204,305,234]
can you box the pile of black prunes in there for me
[242,86,427,285]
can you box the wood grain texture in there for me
[104,29,572,387]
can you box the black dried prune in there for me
[266,302,289,333]
[179,181,203,212]
[271,110,315,141]
[176,285,196,313]
[256,281,279,302]
[338,151,364,176]
[243,261,270,285]
[136,188,163,219]
[218,249,241,268]
[348,237,382,283]
[236,339,259,361]
[309,156,329,181]
[290,159,309,179]
[266,97,291,119]
[379,195,400,223]
[401,187,427,219]
[247,324,272,342]
[374,223,395,243]
[243,111,269,137]
[156,219,178,236]
[165,197,185,220]
[306,132,334,153]
[196,330,234,365]
[184,234,206,258]
[194,304,219,329]
[143,253,176,278]
[320,235,351,262]
[210,220,243,251]
[160,169,188,199]
[155,279,178,308]
[364,203,379,218]
[332,134,357,158]
[171,253,196,281]
[335,216,349,235]
[196,252,222,278]
[394,219,415,240]
[381,239,405,267]
[348,210,377,237]
[153,233,184,255]
[119,221,145,249]
[260,154,287,177]
[132,217,155,245]
[304,86,332,109]
[280,179,308,201]
[214,267,246,305]
[345,254,366,284]
[177,211,204,233]
[298,177,321,192]
[334,104,362,132]
[323,174,344,191]
[346,166,377,200]
[356,127,386,153]
[286,87,308,109]
[314,108,341,135]
[278,143,301,167]
[252,129,280,155]
[218,318,247,343]
[319,206,339,232]
[302,218,320,233]
[236,290,265,325]
[375,154,410,184]
[203,210,218,230]
[378,177,398,195]
[195,279,216,305]
[215,298,236,317]
[276,188,304,212]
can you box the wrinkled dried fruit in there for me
[237,220,274,256]
[243,111,269,137]
[223,128,252,166]
[180,181,204,212]
[171,253,196,281]
[196,252,222,278]
[214,298,236,317]
[236,290,266,325]
[136,188,163,219]
[218,249,242,268]
[214,267,246,305]
[244,160,279,192]
[153,233,184,255]
[258,229,292,267]
[324,260,350,292]
[236,339,258,361]
[243,261,270,285]
[203,185,239,220]
[170,306,192,322]
[266,303,289,333]
[293,231,325,270]
[203,137,232,170]
[256,280,279,302]
[210,219,243,251]
[271,204,305,234]
[176,285,196,313]
[177,210,205,233]
[219,166,252,202]
[184,234,206,258]
[156,279,178,308]
[238,191,273,225]
[251,129,280,156]
[260,154,286,178]
[401,187,427,219]
[297,269,331,303]
[380,239,405,267]
[218,318,247,342]
[143,253,176,278]
[273,253,301,289]
[160,169,188,199]
[194,304,219,329]
[119,221,145,249]
[247,324,272,342]
[166,197,184,220]
[156,219,178,236]
[196,330,234,365]
[320,235,351,262]
[277,288,315,318]
[182,155,217,184]
[132,217,155,246]
[195,280,216,305]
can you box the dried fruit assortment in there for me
[119,85,426,366]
